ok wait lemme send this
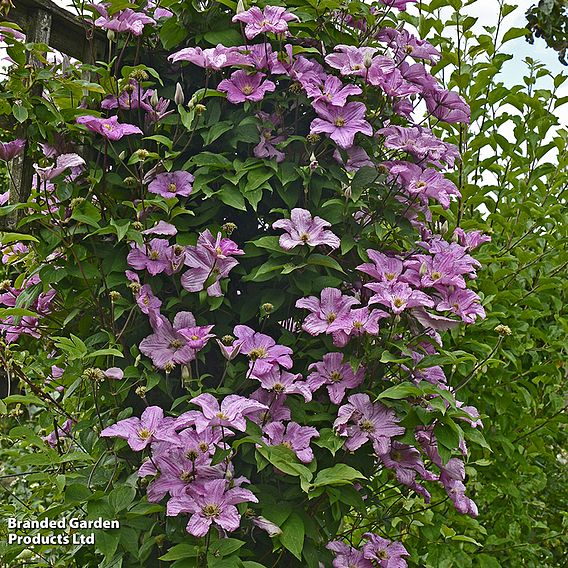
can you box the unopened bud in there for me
[261,303,273,314]
[419,262,428,276]
[181,364,191,382]
[135,385,147,398]
[106,29,115,42]
[495,324,512,337]
[222,222,237,235]
[109,291,122,302]
[236,0,246,14]
[174,82,185,106]
[150,90,159,107]
[309,152,318,171]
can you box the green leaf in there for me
[307,253,345,273]
[208,539,245,557]
[0,232,39,244]
[71,201,101,227]
[311,464,366,488]
[280,513,304,560]
[159,544,200,561]
[12,103,28,123]
[217,185,247,211]
[377,383,422,400]
[202,121,234,146]
[86,348,124,359]
[501,27,529,43]
[256,445,313,483]
[109,486,136,513]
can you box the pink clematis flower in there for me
[425,88,470,124]
[262,421,319,463]
[308,353,365,404]
[148,171,194,198]
[366,281,434,314]
[436,288,485,323]
[310,101,373,148]
[177,325,215,350]
[168,45,242,70]
[0,139,25,161]
[76,115,142,140]
[127,238,173,276]
[453,228,491,251]
[92,4,156,36]
[173,478,258,537]
[327,541,373,568]
[217,70,276,104]
[357,250,405,284]
[362,533,410,568]
[296,287,359,336]
[377,27,440,63]
[334,393,405,453]
[35,153,85,181]
[255,368,312,402]
[100,406,172,451]
[42,419,74,448]
[232,6,299,39]
[325,45,377,77]
[379,0,417,9]
[272,208,340,250]
[304,74,362,106]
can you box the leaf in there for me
[109,485,136,513]
[202,121,234,146]
[217,185,247,211]
[71,201,101,227]
[307,254,345,273]
[501,27,529,43]
[159,544,200,561]
[208,539,245,557]
[0,232,39,244]
[86,348,124,359]
[12,103,28,123]
[256,445,313,483]
[280,513,304,560]
[203,29,243,47]
[377,383,422,400]
[311,464,366,488]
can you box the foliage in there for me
[0,1,565,567]
[526,0,568,64]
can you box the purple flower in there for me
[255,368,312,402]
[296,287,359,336]
[139,312,198,370]
[0,139,25,161]
[100,406,171,451]
[333,147,373,171]
[43,419,73,447]
[104,367,124,380]
[0,191,9,206]
[262,421,319,463]
[436,288,485,323]
[177,325,215,350]
[76,115,142,140]
[310,101,373,148]
[327,541,373,568]
[148,171,194,198]
[272,208,340,250]
[101,80,153,112]
[328,306,388,347]
[187,393,268,433]
[362,533,409,568]
[357,250,405,284]
[35,153,85,181]
[307,353,365,404]
[377,27,440,63]
[141,221,178,236]
[325,45,377,77]
[453,228,491,250]
[181,230,243,297]
[173,479,258,536]
[218,70,276,104]
[334,393,404,453]
[378,442,438,501]
[304,74,362,106]
[425,88,470,124]
[379,0,417,9]
[233,325,293,377]
[366,282,434,314]
[93,5,155,35]
[232,6,299,39]
[127,238,173,276]
[168,45,240,70]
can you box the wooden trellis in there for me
[2,0,106,229]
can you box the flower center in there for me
[199,442,209,452]
[216,246,223,255]
[360,419,375,433]
[148,250,160,260]
[242,84,254,95]
[138,428,152,440]
[168,183,177,193]
[353,64,362,70]
[452,302,460,310]
[377,550,389,560]
[282,441,292,449]
[326,312,337,323]
[405,45,414,54]
[201,504,221,518]
[180,470,194,482]
[334,117,346,127]
[300,232,310,243]
[416,181,427,188]
[169,339,184,349]
[392,450,403,461]
[186,449,199,460]
[103,123,113,131]
[385,272,396,281]
[272,382,285,393]
[249,347,267,360]
[431,271,442,280]
[393,298,404,308]
[190,335,199,341]
[330,370,342,382]
[215,411,228,420]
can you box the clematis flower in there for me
[232,6,299,39]
[254,368,312,402]
[168,45,241,70]
[453,228,491,250]
[272,208,340,250]
[328,307,388,347]
[100,406,172,451]
[366,281,434,314]
[249,388,291,424]
[0,191,8,206]
[177,325,215,350]
[362,533,410,568]
[304,74,362,106]
[327,541,373,568]
[377,27,440,63]
[296,287,359,336]
[425,88,470,124]
[35,153,85,181]
[217,70,276,104]
[181,230,243,297]
[187,393,268,433]
[76,115,142,140]
[233,325,293,377]
[101,80,153,112]
[379,0,417,9]
[333,146,373,171]
[0,139,25,161]
[139,312,198,370]
[262,421,319,463]
[43,419,74,447]
[171,478,258,536]
[357,250,405,284]
[325,45,377,77]
[334,393,405,453]
[127,238,173,276]
[436,288,485,323]
[148,171,194,198]
[104,367,124,380]
[92,5,155,36]
[307,353,365,404]
[141,221,178,236]
[310,101,373,148]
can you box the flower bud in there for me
[495,324,512,337]
[135,149,149,161]
[150,90,159,107]
[135,385,147,398]
[222,222,237,235]
[194,103,206,115]
[174,82,185,106]
[106,29,115,42]
[306,133,320,144]
[261,303,273,314]
[109,291,122,302]
[236,0,246,14]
